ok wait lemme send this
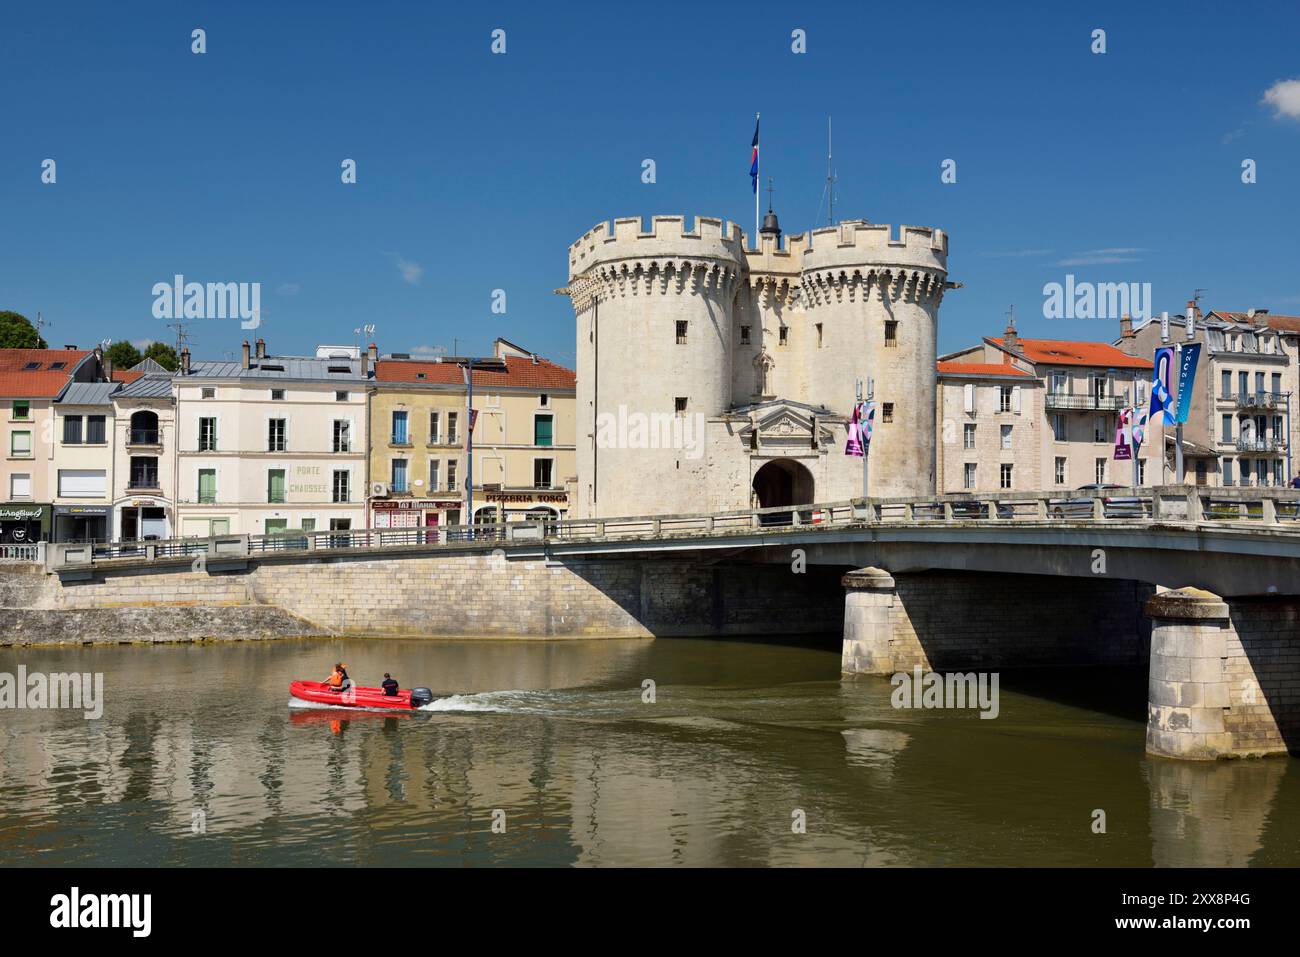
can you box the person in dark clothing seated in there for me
[381,673,399,696]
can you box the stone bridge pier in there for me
[841,567,1300,762]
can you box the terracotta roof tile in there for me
[936,361,1033,377]
[376,355,575,390]
[1213,311,1300,334]
[990,337,1152,369]
[0,348,93,398]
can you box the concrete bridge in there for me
[27,485,1300,763]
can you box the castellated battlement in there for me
[803,220,948,273]
[570,215,948,284]
[569,215,746,281]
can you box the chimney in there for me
[368,342,378,364]
[241,340,251,370]
[93,345,104,379]
[180,347,191,376]
[105,356,114,382]
[1119,313,1134,340]
[360,348,369,379]
[255,338,266,359]
[1003,319,1019,353]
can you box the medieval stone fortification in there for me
[565,214,950,517]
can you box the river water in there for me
[1,637,1297,867]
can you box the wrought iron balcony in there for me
[127,429,160,446]
[1044,394,1127,411]
[1236,437,1286,453]
[1235,392,1285,410]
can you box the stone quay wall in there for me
[14,554,846,642]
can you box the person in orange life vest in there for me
[324,663,353,693]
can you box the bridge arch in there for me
[752,458,815,509]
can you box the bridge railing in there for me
[43,486,1300,572]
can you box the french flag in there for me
[749,117,760,193]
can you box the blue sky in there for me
[2,0,1298,365]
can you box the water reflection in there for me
[0,641,1295,866]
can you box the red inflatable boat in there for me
[289,680,434,711]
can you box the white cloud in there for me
[1056,247,1146,266]
[1261,78,1300,120]
[384,252,424,285]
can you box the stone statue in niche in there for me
[753,347,775,399]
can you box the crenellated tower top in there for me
[565,215,949,311]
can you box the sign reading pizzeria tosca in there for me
[484,493,568,504]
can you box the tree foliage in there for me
[104,341,143,371]
[0,311,47,349]
[143,342,179,371]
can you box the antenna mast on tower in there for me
[826,116,836,227]
[167,321,192,359]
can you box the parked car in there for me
[1049,484,1144,519]
[950,500,1014,520]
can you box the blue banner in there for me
[1173,343,1201,425]
[1149,346,1175,426]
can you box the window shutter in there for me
[963,383,974,413]
[534,415,554,447]
[1012,386,1022,414]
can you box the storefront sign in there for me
[371,499,461,510]
[484,493,568,504]
[0,505,48,522]
[53,505,111,517]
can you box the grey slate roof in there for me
[128,357,171,374]
[184,357,368,381]
[117,375,175,399]
[57,382,120,406]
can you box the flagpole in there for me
[754,112,760,249]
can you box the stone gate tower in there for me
[565,214,949,519]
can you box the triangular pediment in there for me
[728,399,840,446]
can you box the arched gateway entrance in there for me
[752,459,815,509]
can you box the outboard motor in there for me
[409,687,434,708]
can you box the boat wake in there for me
[416,690,554,713]
[285,689,562,715]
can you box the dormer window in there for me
[327,365,350,373]
[22,362,40,371]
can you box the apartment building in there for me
[173,339,371,537]
[111,359,177,540]
[51,382,118,541]
[1116,306,1298,486]
[0,347,107,543]
[370,338,575,531]
[939,324,1154,493]
[936,359,1040,493]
